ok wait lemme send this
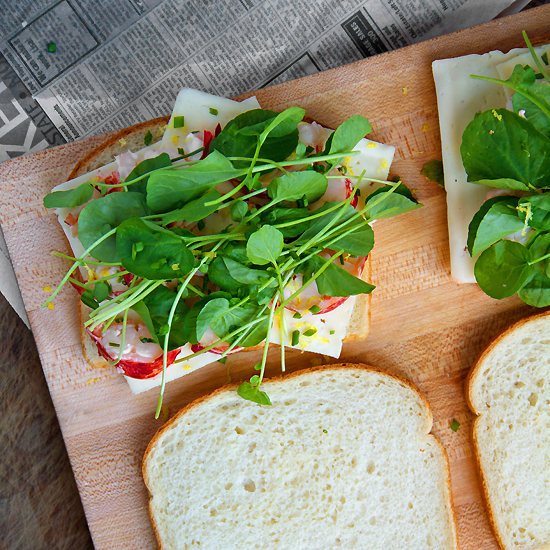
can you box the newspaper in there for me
[0,0,542,325]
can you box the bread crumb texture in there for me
[469,314,550,550]
[144,367,456,550]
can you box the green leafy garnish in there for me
[43,182,94,208]
[43,105,419,414]
[460,33,550,306]
[450,420,460,432]
[144,130,153,146]
[421,159,445,188]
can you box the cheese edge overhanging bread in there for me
[143,363,458,550]
[465,311,550,550]
[67,115,372,382]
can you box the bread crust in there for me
[465,308,550,550]
[143,363,458,550]
[68,116,170,179]
[67,117,372,374]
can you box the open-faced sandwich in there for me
[433,33,550,306]
[43,89,421,413]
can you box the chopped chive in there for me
[198,219,205,231]
[339,256,344,265]
[450,420,460,432]
[218,357,227,364]
[109,342,120,347]
[322,429,328,434]
[292,312,302,319]
[173,115,185,128]
[144,130,153,146]
[47,42,56,53]
[303,328,317,337]
[209,107,218,115]
[329,330,335,335]
[291,330,300,346]
[139,337,155,344]
[309,305,321,314]
[356,188,361,197]
[177,147,185,155]
[542,52,549,65]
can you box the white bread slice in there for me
[69,121,372,375]
[466,311,550,550]
[143,364,458,550]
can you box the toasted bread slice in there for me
[69,117,371,375]
[466,310,550,550]
[143,363,458,550]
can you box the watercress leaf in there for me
[421,159,445,188]
[116,218,194,279]
[303,255,375,297]
[238,107,305,139]
[474,240,533,299]
[237,381,272,405]
[146,151,244,213]
[258,106,305,138]
[267,171,328,204]
[78,192,149,262]
[323,115,372,168]
[140,285,190,349]
[208,256,242,292]
[230,200,248,222]
[196,297,230,339]
[517,272,550,307]
[461,108,550,191]
[210,109,299,167]
[219,243,251,265]
[92,281,110,302]
[261,207,310,238]
[125,153,172,194]
[43,182,94,209]
[518,194,550,230]
[222,257,274,286]
[467,196,524,256]
[331,224,374,257]
[295,202,359,245]
[238,317,270,347]
[184,292,231,343]
[364,184,422,220]
[513,82,550,138]
[130,301,159,345]
[80,289,99,309]
[246,225,284,266]
[527,232,550,276]
[160,189,221,224]
[209,301,261,340]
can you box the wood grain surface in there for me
[1,6,549,549]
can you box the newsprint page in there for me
[0,0,544,323]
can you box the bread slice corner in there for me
[466,310,550,550]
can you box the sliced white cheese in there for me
[160,88,261,154]
[269,297,357,358]
[348,138,395,209]
[124,345,221,394]
[432,47,538,283]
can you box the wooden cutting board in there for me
[1,6,549,549]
